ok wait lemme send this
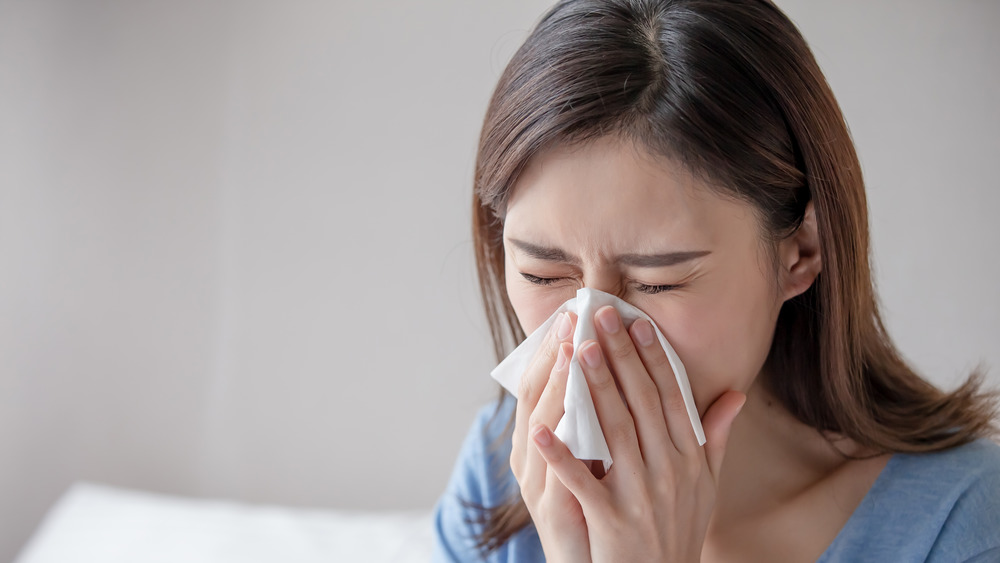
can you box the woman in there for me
[433,0,1000,561]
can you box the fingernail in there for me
[736,394,748,415]
[533,425,552,447]
[556,312,572,340]
[554,344,568,371]
[632,319,655,348]
[597,307,620,334]
[581,342,602,368]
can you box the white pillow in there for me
[17,482,434,563]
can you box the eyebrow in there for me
[507,238,710,268]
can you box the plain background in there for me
[1,0,997,560]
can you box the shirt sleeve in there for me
[432,399,516,563]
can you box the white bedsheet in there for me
[16,482,434,563]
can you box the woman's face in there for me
[502,136,786,413]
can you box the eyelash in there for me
[519,273,681,295]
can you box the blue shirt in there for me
[432,396,1000,562]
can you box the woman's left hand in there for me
[530,305,746,562]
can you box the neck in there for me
[702,380,891,562]
[709,381,855,525]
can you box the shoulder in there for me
[470,395,518,453]
[432,395,522,562]
[457,396,518,494]
[895,439,1000,561]
[824,439,1000,562]
[440,394,518,504]
[885,437,1000,488]
[888,438,1000,514]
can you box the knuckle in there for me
[635,385,662,415]
[609,337,634,361]
[545,368,566,393]
[553,342,571,373]
[564,465,588,491]
[608,420,636,445]
[646,349,672,372]
[517,376,533,401]
[544,441,564,463]
[588,365,616,393]
[527,414,545,431]
[521,482,541,503]
[539,337,559,365]
[662,389,688,414]
[523,335,559,380]
[652,474,676,499]
[687,456,708,480]
[625,498,653,522]
[510,455,530,485]
[652,476,673,498]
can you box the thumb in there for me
[701,390,746,480]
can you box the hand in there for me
[510,311,593,563]
[530,306,746,562]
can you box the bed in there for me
[16,483,434,563]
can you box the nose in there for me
[581,277,628,302]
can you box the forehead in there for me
[503,136,755,255]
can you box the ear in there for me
[777,201,822,301]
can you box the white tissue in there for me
[491,288,705,471]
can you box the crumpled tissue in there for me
[491,288,705,471]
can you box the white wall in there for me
[1,1,997,560]
[780,0,1000,392]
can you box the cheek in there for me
[504,260,573,336]
[651,271,780,413]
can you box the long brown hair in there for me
[470,0,997,552]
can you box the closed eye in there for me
[521,272,681,295]
[520,272,560,286]
[634,283,681,295]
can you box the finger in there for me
[532,424,605,507]
[524,341,573,490]
[593,306,672,465]
[577,339,642,468]
[512,312,573,479]
[530,342,573,428]
[629,318,699,455]
[701,390,746,480]
[542,457,581,525]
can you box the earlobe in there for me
[779,201,823,301]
